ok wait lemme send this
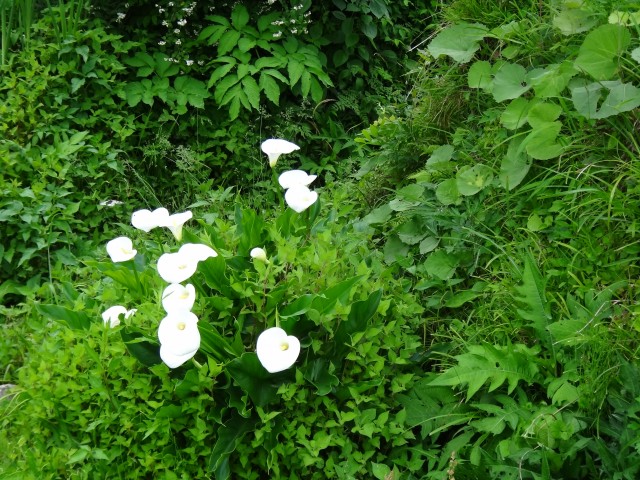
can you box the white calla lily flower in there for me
[106,236,137,262]
[160,210,193,241]
[179,243,217,262]
[261,138,300,168]
[284,185,318,213]
[158,311,200,368]
[162,283,196,313]
[159,344,200,369]
[278,170,317,189]
[156,251,198,284]
[102,305,137,328]
[131,207,170,232]
[250,247,268,263]
[256,327,301,373]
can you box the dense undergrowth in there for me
[2,0,640,479]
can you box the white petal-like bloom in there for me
[131,207,170,232]
[160,210,193,241]
[157,251,199,284]
[250,247,268,262]
[179,243,217,262]
[278,170,317,189]
[102,305,136,328]
[162,283,196,313]
[261,138,300,168]
[158,311,200,368]
[106,236,137,262]
[99,199,123,207]
[256,327,301,373]
[284,185,318,213]
[159,344,200,369]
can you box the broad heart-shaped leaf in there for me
[553,7,598,35]
[36,304,91,330]
[526,61,578,98]
[208,413,258,479]
[427,144,455,165]
[227,353,280,406]
[397,217,429,245]
[435,178,461,205]
[526,102,562,128]
[500,97,531,130]
[571,79,640,119]
[499,136,531,190]
[513,254,552,347]
[492,63,530,102]
[574,23,631,80]
[423,249,459,280]
[468,60,493,90]
[428,23,488,64]
[522,121,565,160]
[428,344,541,400]
[456,164,494,196]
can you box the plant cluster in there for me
[353,0,640,477]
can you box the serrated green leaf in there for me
[255,56,285,69]
[259,72,280,105]
[218,29,242,56]
[429,344,540,400]
[208,62,236,87]
[241,76,261,110]
[231,4,249,29]
[513,254,552,346]
[288,59,305,86]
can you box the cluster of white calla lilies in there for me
[262,138,319,214]
[100,139,311,374]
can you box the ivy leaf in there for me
[428,23,488,64]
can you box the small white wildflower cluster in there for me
[154,0,199,66]
[268,2,311,37]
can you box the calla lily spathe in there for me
[102,305,137,328]
[261,139,300,168]
[250,247,268,262]
[278,170,317,189]
[160,211,193,241]
[156,243,217,284]
[158,311,200,368]
[106,236,137,262]
[131,208,169,232]
[256,327,301,373]
[162,283,196,313]
[284,185,318,213]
